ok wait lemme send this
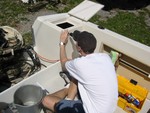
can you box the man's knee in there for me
[42,95,61,111]
[42,96,50,107]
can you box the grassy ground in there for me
[90,11,150,46]
[0,0,29,27]
[0,0,150,46]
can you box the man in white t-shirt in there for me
[42,30,118,113]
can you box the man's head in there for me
[71,30,97,54]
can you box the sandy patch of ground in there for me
[16,8,56,34]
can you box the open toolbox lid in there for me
[68,0,104,21]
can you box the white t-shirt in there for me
[65,53,118,113]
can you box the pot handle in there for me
[36,82,49,95]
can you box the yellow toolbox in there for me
[117,75,148,113]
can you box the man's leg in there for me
[42,88,68,112]
[67,78,77,100]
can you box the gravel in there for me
[16,8,56,34]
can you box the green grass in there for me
[0,0,150,46]
[22,32,33,46]
[90,11,150,46]
[0,0,29,27]
[46,0,83,13]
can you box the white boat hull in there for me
[0,1,150,113]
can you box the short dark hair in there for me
[72,30,97,54]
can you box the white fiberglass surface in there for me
[0,62,65,103]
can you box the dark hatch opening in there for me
[57,22,74,29]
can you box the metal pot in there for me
[14,85,45,113]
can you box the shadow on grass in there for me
[96,0,150,10]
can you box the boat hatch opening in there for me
[56,22,74,29]
[56,1,104,29]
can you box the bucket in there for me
[14,85,45,113]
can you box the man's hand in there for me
[60,30,69,44]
